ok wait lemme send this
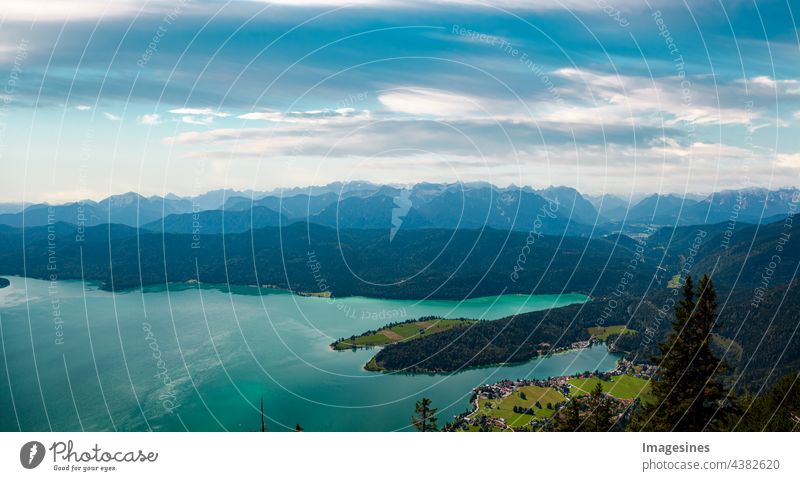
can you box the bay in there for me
[0,276,619,431]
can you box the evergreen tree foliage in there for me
[412,397,439,432]
[632,274,728,431]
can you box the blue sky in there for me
[0,0,798,202]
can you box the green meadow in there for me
[474,385,567,428]
[332,318,475,350]
[587,324,637,341]
[568,374,652,403]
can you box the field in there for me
[297,291,332,298]
[587,324,637,341]
[473,386,567,428]
[568,374,652,402]
[332,318,475,350]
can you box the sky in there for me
[0,0,798,203]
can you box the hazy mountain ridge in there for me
[2,184,797,237]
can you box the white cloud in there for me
[169,107,229,117]
[374,70,765,132]
[378,88,483,116]
[103,112,121,121]
[777,153,800,169]
[179,115,215,126]
[645,137,752,160]
[3,1,137,21]
[74,105,92,111]
[169,107,229,126]
[0,0,669,23]
[137,113,162,125]
[540,68,757,128]
[247,0,659,11]
[0,0,187,22]
[745,76,800,95]
[238,111,284,121]
[238,108,370,123]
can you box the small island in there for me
[331,317,475,351]
[0,277,9,289]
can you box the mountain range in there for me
[1,183,797,238]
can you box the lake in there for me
[0,276,620,431]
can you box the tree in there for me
[557,399,582,432]
[588,382,612,431]
[412,397,439,432]
[260,397,266,432]
[687,274,728,429]
[736,373,800,431]
[632,274,728,431]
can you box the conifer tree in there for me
[412,397,438,432]
[558,399,582,432]
[260,397,266,432]
[588,382,612,431]
[632,274,728,431]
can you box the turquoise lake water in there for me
[0,276,620,431]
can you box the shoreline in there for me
[455,357,654,431]
[3,274,591,303]
[365,339,607,374]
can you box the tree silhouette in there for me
[557,399,581,432]
[633,274,728,431]
[260,397,266,432]
[412,397,439,432]
[588,382,612,431]
[736,373,800,431]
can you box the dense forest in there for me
[0,221,650,298]
[1,216,796,299]
[370,219,800,392]
[1,215,797,393]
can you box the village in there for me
[450,358,656,432]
